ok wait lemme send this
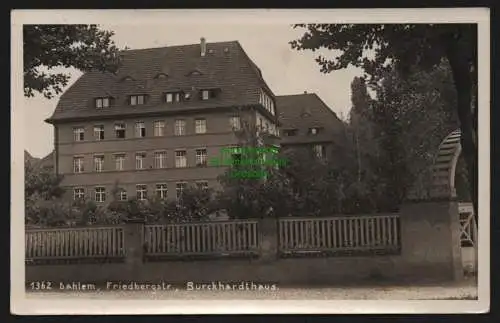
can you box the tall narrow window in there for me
[119,189,127,201]
[73,157,84,173]
[175,120,186,136]
[195,119,206,134]
[196,181,209,191]
[176,182,187,200]
[135,122,146,138]
[114,123,126,138]
[73,187,85,200]
[154,151,167,169]
[201,90,210,100]
[154,120,165,136]
[93,125,104,140]
[73,127,85,142]
[94,155,104,172]
[156,183,168,199]
[313,144,325,159]
[136,184,148,201]
[229,116,241,130]
[135,152,146,169]
[114,154,125,171]
[195,149,207,167]
[175,150,187,168]
[94,187,106,202]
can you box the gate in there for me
[458,202,477,273]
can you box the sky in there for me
[23,24,364,158]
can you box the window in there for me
[94,187,106,203]
[313,144,325,158]
[259,90,275,115]
[165,92,182,103]
[156,183,168,199]
[114,154,125,171]
[95,97,110,109]
[176,182,187,199]
[119,189,127,201]
[154,120,165,136]
[229,116,241,130]
[136,152,146,169]
[195,149,207,167]
[114,123,126,138]
[231,152,242,167]
[73,187,85,200]
[154,151,167,169]
[73,127,85,142]
[73,157,84,173]
[94,155,104,172]
[93,125,104,140]
[130,95,146,106]
[308,127,322,135]
[196,181,209,191]
[283,129,298,137]
[195,119,206,134]
[175,120,186,136]
[200,89,216,100]
[135,122,146,138]
[175,150,187,168]
[136,184,148,201]
[184,92,192,101]
[257,118,262,131]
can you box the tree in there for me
[290,24,478,222]
[24,24,121,99]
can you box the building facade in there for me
[276,92,345,160]
[46,39,279,203]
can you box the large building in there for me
[276,92,345,160]
[45,38,280,203]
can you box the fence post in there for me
[258,217,279,263]
[123,218,145,281]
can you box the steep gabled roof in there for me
[276,93,344,144]
[47,41,274,123]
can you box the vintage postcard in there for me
[11,8,490,314]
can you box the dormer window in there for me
[259,89,275,116]
[155,73,168,79]
[184,92,192,101]
[308,127,323,135]
[200,89,217,101]
[283,129,298,137]
[95,97,110,109]
[165,91,182,103]
[188,70,202,76]
[129,95,146,106]
[121,76,134,81]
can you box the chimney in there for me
[200,37,206,57]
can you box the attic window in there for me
[283,129,298,137]
[188,70,203,76]
[200,89,218,101]
[122,76,134,81]
[165,91,182,103]
[308,127,323,135]
[129,95,146,106]
[155,73,168,79]
[95,97,110,109]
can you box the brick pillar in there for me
[258,217,279,263]
[399,199,463,282]
[123,218,145,281]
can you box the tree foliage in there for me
[23,24,122,99]
[290,23,477,219]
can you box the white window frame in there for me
[155,183,168,199]
[174,120,186,136]
[73,157,84,173]
[94,155,104,172]
[165,92,181,103]
[176,182,187,199]
[94,187,106,203]
[201,90,210,100]
[73,187,85,200]
[195,119,207,134]
[114,154,125,171]
[130,95,145,106]
[175,150,187,168]
[114,123,126,138]
[93,125,104,141]
[136,184,148,201]
[96,97,110,109]
[135,122,146,138]
[154,151,167,169]
[73,127,85,142]
[313,144,324,158]
[195,149,207,167]
[119,189,127,201]
[135,152,146,169]
[154,120,165,136]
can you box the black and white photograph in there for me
[11,9,490,314]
